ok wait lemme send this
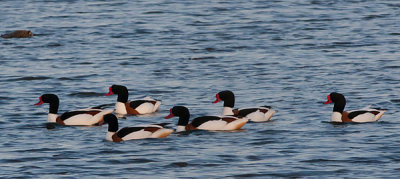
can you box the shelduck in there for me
[34,94,113,125]
[323,92,386,123]
[212,90,275,122]
[105,85,161,115]
[164,106,248,132]
[102,114,173,142]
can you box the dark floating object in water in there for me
[46,123,57,129]
[188,56,216,60]
[1,30,33,38]
[68,92,105,97]
[205,47,216,51]
[171,162,188,167]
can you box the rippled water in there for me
[1,0,400,178]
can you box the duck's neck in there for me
[48,101,59,114]
[116,88,129,103]
[222,107,234,115]
[106,119,119,141]
[47,113,58,123]
[115,102,127,114]
[331,97,346,122]
[223,95,235,108]
[177,113,190,128]
[332,97,346,114]
[108,119,119,133]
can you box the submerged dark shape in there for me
[1,30,33,38]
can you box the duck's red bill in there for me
[164,114,174,119]
[105,87,114,96]
[323,95,332,104]
[164,109,174,119]
[212,94,221,103]
[34,97,44,105]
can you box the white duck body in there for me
[342,106,385,123]
[60,109,113,125]
[196,116,249,131]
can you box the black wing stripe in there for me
[348,111,371,119]
[129,100,156,109]
[117,127,146,138]
[60,110,100,121]
[191,116,221,128]
[238,108,259,117]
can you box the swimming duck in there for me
[105,85,161,115]
[164,106,248,132]
[323,92,386,123]
[34,94,113,125]
[103,114,173,142]
[212,90,275,122]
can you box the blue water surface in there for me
[1,0,400,178]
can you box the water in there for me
[1,0,400,178]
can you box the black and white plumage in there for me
[323,92,386,123]
[35,94,113,126]
[164,106,248,132]
[213,90,275,122]
[105,85,161,115]
[103,114,173,142]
